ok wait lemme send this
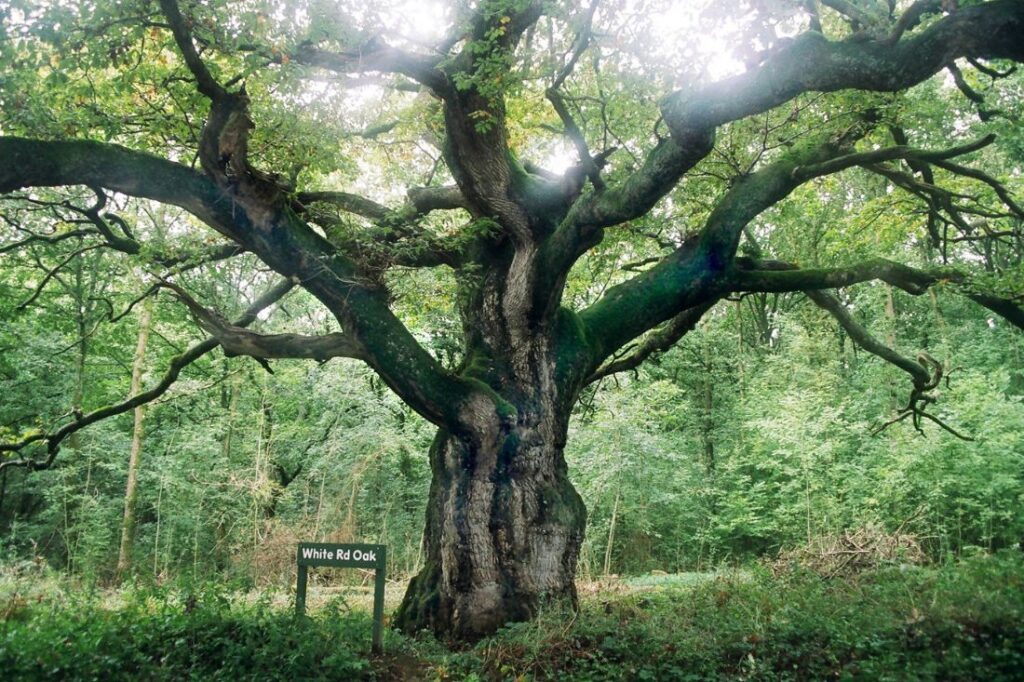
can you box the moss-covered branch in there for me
[0,136,492,431]
[291,41,447,92]
[730,258,958,296]
[806,289,972,440]
[0,138,237,239]
[161,281,365,364]
[661,1,1024,148]
[732,259,1024,333]
[562,0,1024,248]
[577,134,859,367]
[585,301,716,385]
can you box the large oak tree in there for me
[2,0,1024,639]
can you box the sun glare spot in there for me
[543,143,577,176]
[648,2,746,82]
[389,0,449,47]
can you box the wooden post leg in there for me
[371,547,386,654]
[296,565,308,617]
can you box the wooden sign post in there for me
[295,542,387,653]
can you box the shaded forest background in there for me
[3,0,1024,676]
[2,222,1021,584]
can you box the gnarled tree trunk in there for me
[395,230,592,638]
[395,408,586,639]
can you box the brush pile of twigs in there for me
[770,524,926,578]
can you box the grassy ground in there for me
[2,553,1023,680]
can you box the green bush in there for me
[0,585,372,681]
[435,553,1024,681]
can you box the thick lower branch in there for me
[0,138,238,240]
[806,289,933,387]
[586,301,716,385]
[807,289,973,439]
[577,132,863,366]
[730,258,958,296]
[730,258,1024,332]
[292,41,446,92]
[969,293,1024,331]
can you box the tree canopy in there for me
[2,0,1024,639]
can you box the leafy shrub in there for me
[0,584,372,681]
[3,554,1023,680]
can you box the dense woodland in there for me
[2,0,1024,676]
[2,251,1022,583]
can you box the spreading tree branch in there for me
[0,138,239,240]
[161,281,364,364]
[730,257,957,296]
[566,0,1024,242]
[807,289,972,441]
[0,136,489,431]
[585,301,716,385]
[573,116,1016,371]
[0,278,296,472]
[730,258,1024,333]
[158,0,227,101]
[292,40,447,92]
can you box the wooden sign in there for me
[295,542,387,653]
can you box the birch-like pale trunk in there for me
[116,294,154,581]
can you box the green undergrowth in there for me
[2,553,1023,680]
[427,553,1024,681]
[0,584,376,680]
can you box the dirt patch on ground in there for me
[372,651,433,681]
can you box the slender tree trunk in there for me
[212,367,238,571]
[152,478,162,579]
[68,295,87,453]
[116,294,154,581]
[884,284,900,408]
[701,340,716,477]
[603,489,620,577]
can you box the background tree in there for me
[1,0,1023,640]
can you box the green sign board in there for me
[295,542,387,653]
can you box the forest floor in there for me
[2,553,1023,680]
